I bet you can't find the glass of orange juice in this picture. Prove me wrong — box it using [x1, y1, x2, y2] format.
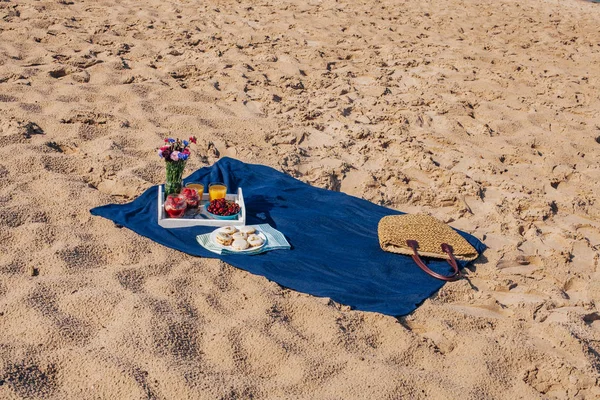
[208, 182, 227, 201]
[185, 182, 204, 196]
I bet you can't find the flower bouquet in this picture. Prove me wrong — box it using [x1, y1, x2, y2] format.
[158, 136, 197, 196]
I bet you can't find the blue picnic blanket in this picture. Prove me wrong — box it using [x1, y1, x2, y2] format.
[90, 157, 485, 317]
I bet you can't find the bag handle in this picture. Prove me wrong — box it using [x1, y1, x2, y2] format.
[406, 240, 460, 281]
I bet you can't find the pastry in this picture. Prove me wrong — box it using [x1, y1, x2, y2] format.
[247, 234, 264, 247]
[232, 232, 248, 241]
[219, 226, 238, 235]
[238, 226, 256, 235]
[215, 232, 232, 246]
[231, 239, 249, 251]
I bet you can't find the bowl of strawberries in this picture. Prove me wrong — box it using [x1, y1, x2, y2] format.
[206, 198, 241, 220]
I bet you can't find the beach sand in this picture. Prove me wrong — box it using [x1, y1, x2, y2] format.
[1, 0, 599, 398]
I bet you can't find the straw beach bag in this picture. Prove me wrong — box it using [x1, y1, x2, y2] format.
[378, 214, 478, 281]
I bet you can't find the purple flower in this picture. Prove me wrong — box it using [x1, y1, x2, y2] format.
[161, 149, 171, 159]
[183, 140, 189, 146]
[179, 153, 188, 161]
[170, 151, 180, 161]
[168, 138, 175, 143]
[158, 149, 163, 158]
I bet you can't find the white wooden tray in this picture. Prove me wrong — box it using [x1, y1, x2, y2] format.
[158, 186, 246, 228]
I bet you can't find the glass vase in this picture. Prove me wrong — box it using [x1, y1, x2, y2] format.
[164, 160, 186, 197]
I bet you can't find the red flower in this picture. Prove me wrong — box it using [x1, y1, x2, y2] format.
[182, 148, 190, 155]
[189, 136, 197, 144]
[164, 138, 169, 143]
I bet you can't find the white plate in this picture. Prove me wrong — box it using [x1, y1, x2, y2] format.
[209, 228, 267, 253]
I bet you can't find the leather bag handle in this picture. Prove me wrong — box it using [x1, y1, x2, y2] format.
[406, 240, 460, 281]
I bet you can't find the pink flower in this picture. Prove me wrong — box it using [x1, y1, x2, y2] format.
[182, 148, 190, 155]
[170, 151, 180, 161]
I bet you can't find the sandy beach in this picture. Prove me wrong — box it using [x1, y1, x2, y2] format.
[1, 0, 599, 398]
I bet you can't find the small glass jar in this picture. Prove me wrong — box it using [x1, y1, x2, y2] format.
[181, 187, 200, 208]
[164, 194, 187, 218]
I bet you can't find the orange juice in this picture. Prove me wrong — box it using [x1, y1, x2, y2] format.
[185, 183, 204, 195]
[209, 183, 227, 201]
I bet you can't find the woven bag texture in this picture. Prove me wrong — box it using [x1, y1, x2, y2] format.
[378, 214, 478, 261]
